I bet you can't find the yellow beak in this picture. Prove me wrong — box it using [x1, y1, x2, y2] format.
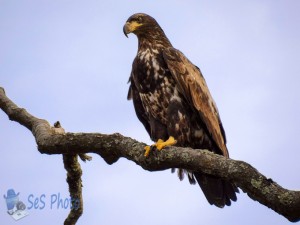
[123, 21, 142, 37]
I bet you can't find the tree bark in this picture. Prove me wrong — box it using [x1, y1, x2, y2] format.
[1, 87, 299, 223]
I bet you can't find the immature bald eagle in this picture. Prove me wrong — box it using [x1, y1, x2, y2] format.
[124, 13, 238, 207]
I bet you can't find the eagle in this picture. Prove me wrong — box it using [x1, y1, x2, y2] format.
[123, 13, 238, 207]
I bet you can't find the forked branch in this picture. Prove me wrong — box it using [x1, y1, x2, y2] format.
[0, 87, 299, 223]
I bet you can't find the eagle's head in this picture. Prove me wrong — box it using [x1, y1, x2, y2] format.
[123, 13, 163, 38]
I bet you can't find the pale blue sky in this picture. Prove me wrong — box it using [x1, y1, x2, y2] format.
[1, 1, 300, 225]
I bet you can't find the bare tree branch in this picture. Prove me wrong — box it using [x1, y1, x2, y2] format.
[52, 122, 84, 225]
[62, 153, 83, 225]
[1, 87, 300, 223]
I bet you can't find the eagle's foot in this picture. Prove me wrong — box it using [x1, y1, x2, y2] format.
[144, 137, 177, 157]
[144, 139, 164, 156]
[155, 136, 177, 150]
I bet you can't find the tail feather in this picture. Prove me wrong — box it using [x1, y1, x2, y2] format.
[194, 172, 238, 208]
[172, 168, 196, 184]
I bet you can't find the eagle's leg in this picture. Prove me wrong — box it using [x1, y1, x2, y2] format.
[144, 137, 177, 157]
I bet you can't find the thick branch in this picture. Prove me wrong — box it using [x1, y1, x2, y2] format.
[1, 87, 300, 222]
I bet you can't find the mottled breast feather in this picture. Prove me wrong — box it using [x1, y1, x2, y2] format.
[163, 47, 229, 157]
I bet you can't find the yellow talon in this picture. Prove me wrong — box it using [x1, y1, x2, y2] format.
[144, 136, 177, 157]
[156, 139, 164, 144]
[155, 136, 177, 150]
[144, 146, 151, 157]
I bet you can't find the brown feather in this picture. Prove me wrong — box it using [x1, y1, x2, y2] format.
[163, 47, 229, 157]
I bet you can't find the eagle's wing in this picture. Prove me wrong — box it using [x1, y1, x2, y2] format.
[128, 74, 151, 136]
[163, 47, 228, 157]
